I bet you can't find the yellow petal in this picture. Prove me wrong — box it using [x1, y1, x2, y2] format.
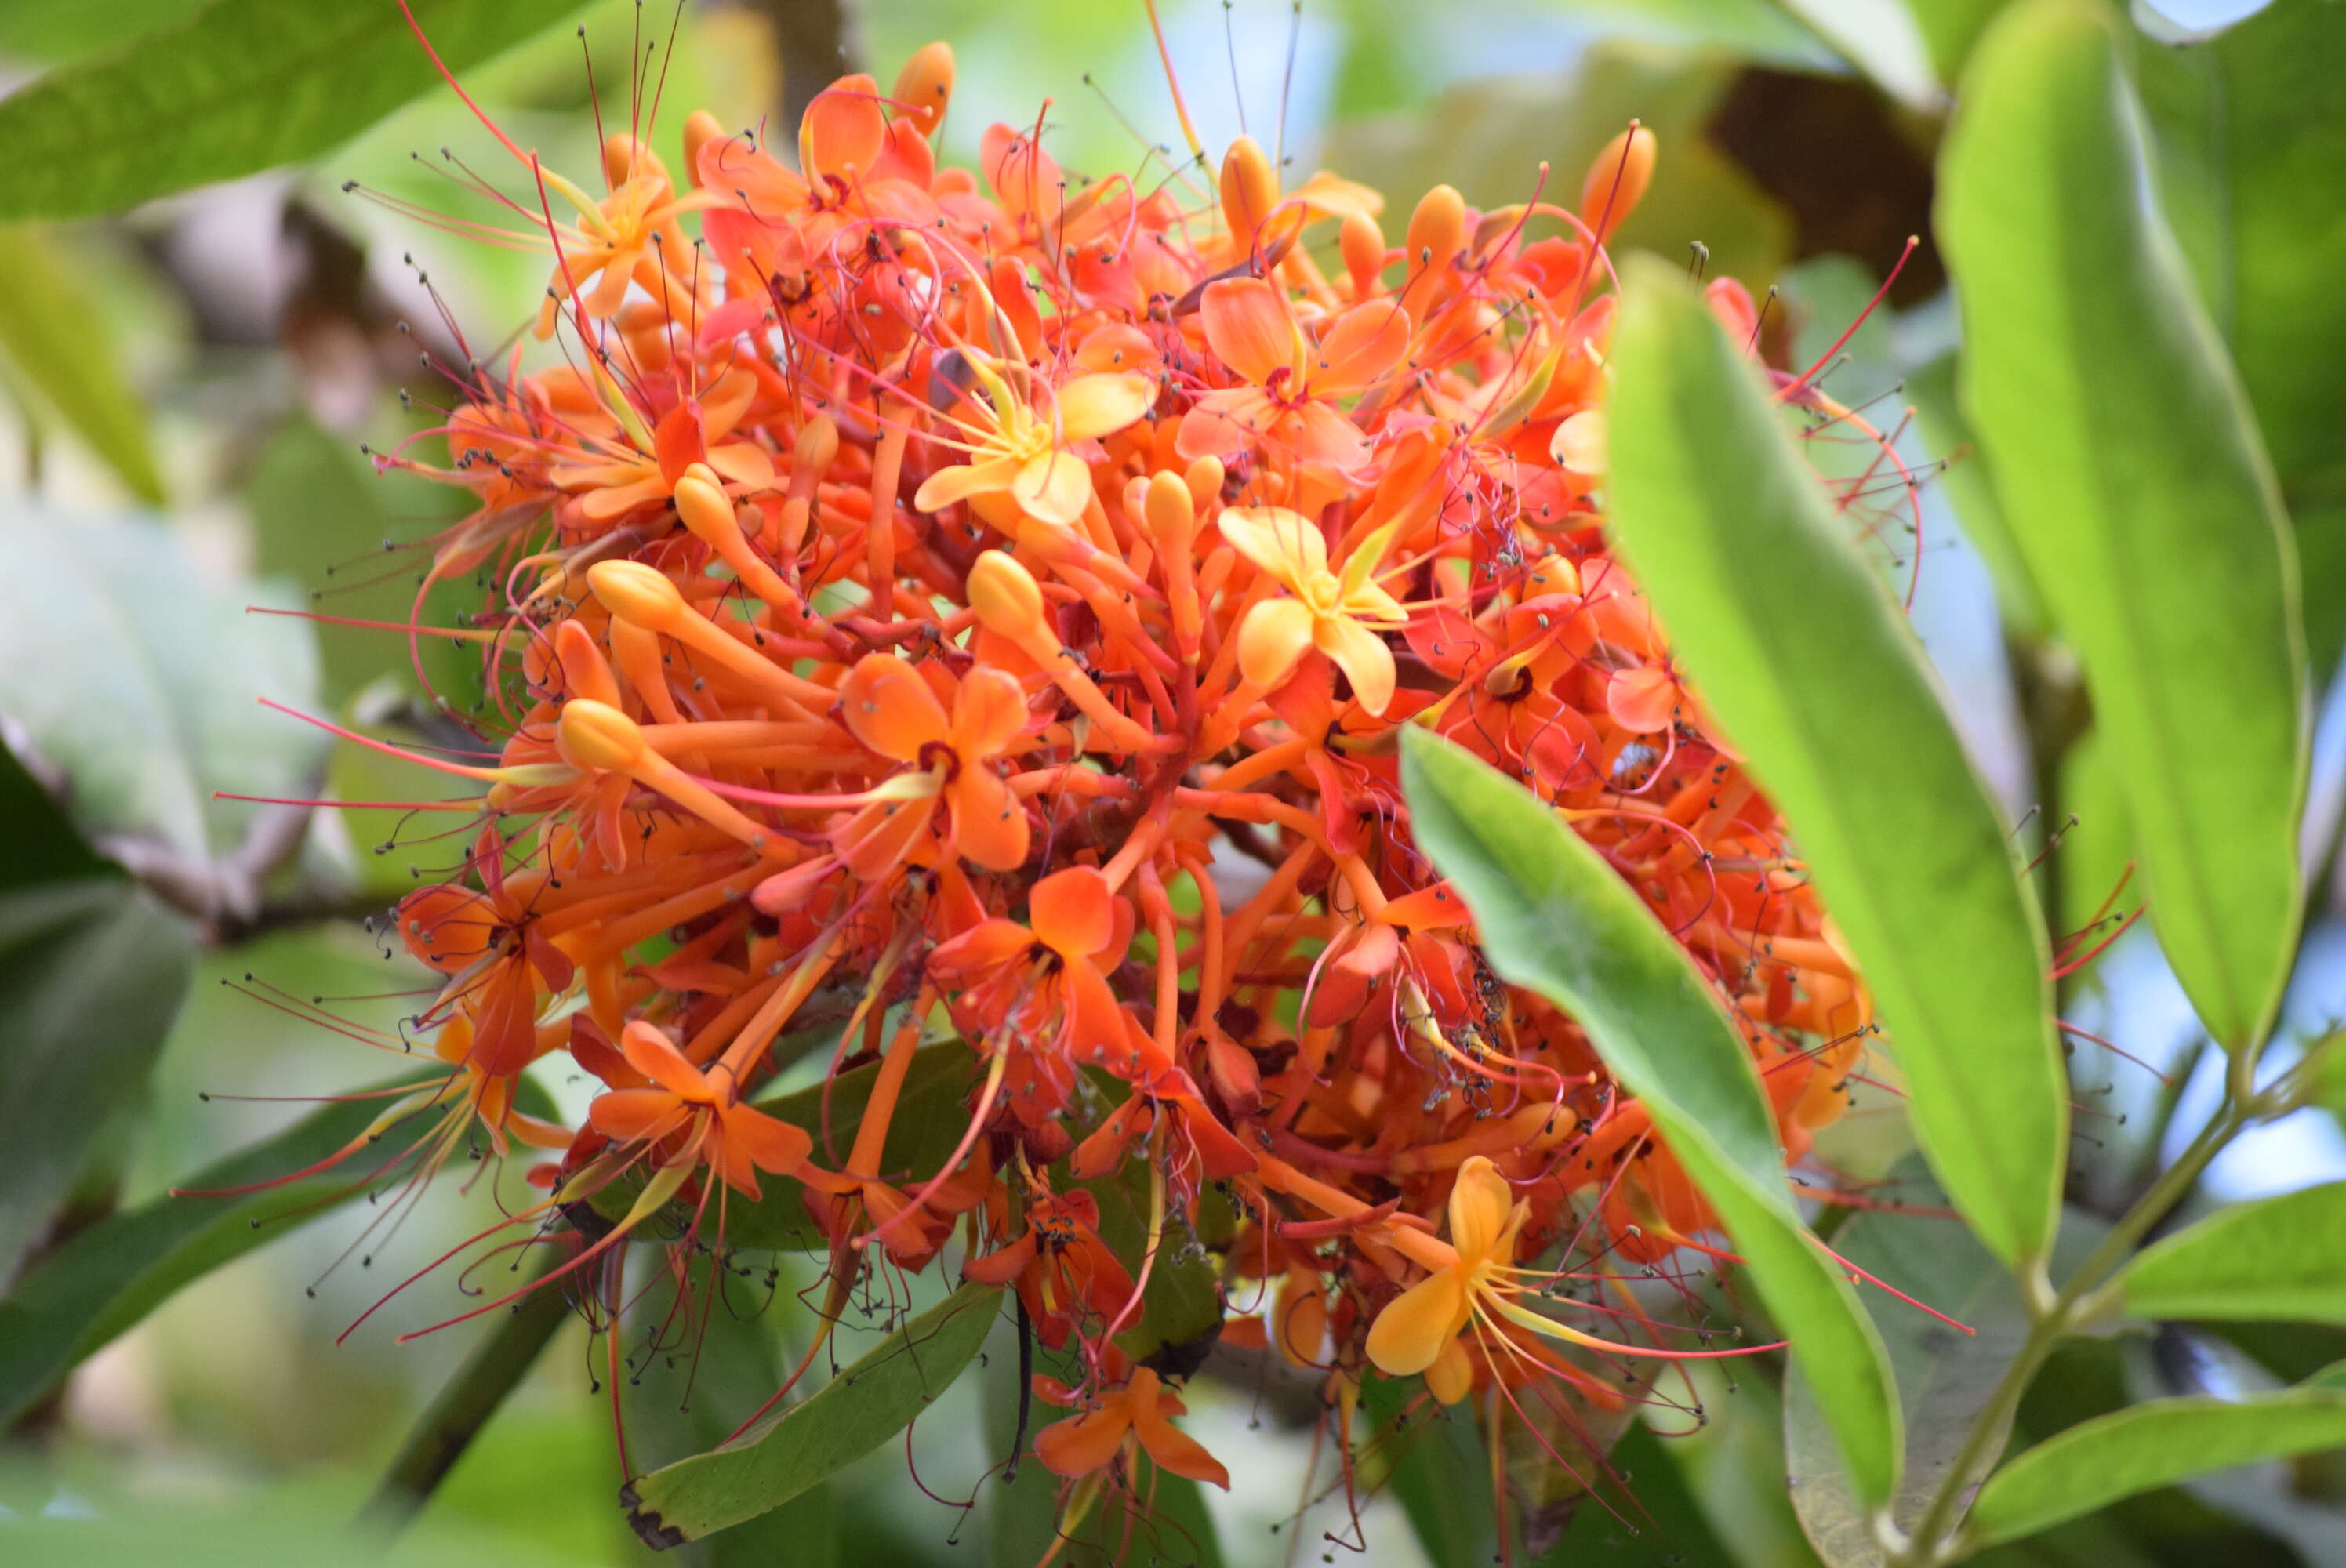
[1235, 597, 1316, 691]
[1448, 1156, 1516, 1262]
[1314, 612, 1397, 717]
[1364, 1266, 1469, 1376]
[1215, 505, 1324, 585]
[1550, 408, 1607, 475]
[1425, 1335, 1474, 1405]
[1055, 372, 1154, 441]
[1011, 449, 1095, 527]
[913, 456, 1019, 514]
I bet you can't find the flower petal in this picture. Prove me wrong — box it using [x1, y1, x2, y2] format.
[1055, 372, 1153, 441]
[1133, 1396, 1230, 1488]
[1313, 612, 1398, 717]
[1200, 277, 1302, 387]
[950, 664, 1030, 760]
[946, 768, 1030, 872]
[619, 1022, 708, 1100]
[913, 456, 1019, 514]
[1029, 864, 1116, 958]
[1215, 505, 1326, 583]
[589, 1087, 688, 1144]
[1314, 299, 1411, 393]
[1364, 1266, 1469, 1376]
[1011, 448, 1095, 528]
[840, 652, 952, 760]
[1448, 1155, 1515, 1261]
[721, 1102, 812, 1178]
[1034, 1403, 1132, 1479]
[1605, 665, 1679, 734]
[799, 74, 887, 180]
[1236, 597, 1318, 693]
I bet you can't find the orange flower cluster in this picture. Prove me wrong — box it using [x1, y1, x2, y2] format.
[305, 37, 1890, 1530]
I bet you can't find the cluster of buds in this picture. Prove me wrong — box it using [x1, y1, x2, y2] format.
[289, 33, 1894, 1534]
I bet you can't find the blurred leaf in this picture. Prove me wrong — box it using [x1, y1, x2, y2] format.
[0, 1068, 554, 1425]
[1605, 257, 2066, 1268]
[0, 510, 325, 860]
[1966, 1387, 2346, 1548]
[1400, 728, 1901, 1507]
[1361, 1368, 1495, 1568]
[1906, 0, 2013, 78]
[246, 416, 411, 704]
[2134, 0, 2346, 678]
[1324, 42, 1794, 287]
[1770, 0, 1943, 108]
[1783, 1165, 2109, 1566]
[1939, 0, 2307, 1054]
[0, 227, 162, 504]
[2119, 1181, 2346, 1325]
[1540, 1420, 1741, 1566]
[0, 0, 592, 220]
[0, 0, 208, 60]
[619, 1281, 1002, 1544]
[0, 880, 194, 1285]
[2051, 728, 2134, 970]
[0, 745, 113, 887]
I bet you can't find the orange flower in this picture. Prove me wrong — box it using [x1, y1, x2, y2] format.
[927, 864, 1129, 1061]
[586, 1022, 812, 1200]
[1219, 506, 1408, 713]
[1179, 278, 1409, 473]
[1033, 1363, 1229, 1490]
[835, 652, 1033, 873]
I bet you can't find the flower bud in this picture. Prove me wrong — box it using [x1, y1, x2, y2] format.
[794, 412, 840, 486]
[1579, 124, 1655, 244]
[892, 42, 955, 136]
[681, 111, 724, 188]
[557, 699, 648, 772]
[1404, 184, 1465, 276]
[674, 466, 739, 543]
[1218, 135, 1278, 245]
[1142, 470, 1196, 554]
[589, 560, 687, 632]
[553, 620, 623, 709]
[1339, 210, 1386, 298]
[966, 550, 1048, 641]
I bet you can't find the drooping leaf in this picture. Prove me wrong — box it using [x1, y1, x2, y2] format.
[1770, 0, 1943, 110]
[1400, 728, 1901, 1508]
[0, 227, 163, 503]
[621, 1281, 1003, 1544]
[1360, 1368, 1496, 1568]
[1783, 1160, 2111, 1566]
[0, 1068, 550, 1425]
[0, 0, 593, 220]
[0, 510, 325, 859]
[1938, 0, 2308, 1053]
[2134, 0, 2346, 678]
[2117, 1181, 2346, 1326]
[0, 879, 195, 1284]
[1604, 256, 2067, 1269]
[1965, 1388, 2346, 1548]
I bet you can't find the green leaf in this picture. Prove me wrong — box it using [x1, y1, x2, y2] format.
[621, 1281, 1003, 1544]
[1966, 1388, 2346, 1548]
[0, 510, 325, 860]
[0, 1068, 548, 1424]
[2134, 0, 2346, 678]
[0, 879, 194, 1283]
[1361, 1368, 1496, 1568]
[0, 0, 591, 220]
[1907, 353, 2047, 639]
[1400, 728, 1902, 1507]
[0, 227, 162, 503]
[0, 745, 113, 887]
[1783, 1162, 2110, 1566]
[1603, 255, 2067, 1269]
[1938, 0, 2308, 1053]
[1770, 0, 1943, 110]
[2118, 1181, 2346, 1326]
[1540, 1420, 1741, 1567]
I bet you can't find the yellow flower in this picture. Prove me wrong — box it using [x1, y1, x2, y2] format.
[1219, 506, 1407, 714]
[913, 357, 1154, 528]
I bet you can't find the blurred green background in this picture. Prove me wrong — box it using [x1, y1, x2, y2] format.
[3, 1, 2343, 1565]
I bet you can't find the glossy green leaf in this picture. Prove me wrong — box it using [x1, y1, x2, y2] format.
[2118, 1181, 2346, 1325]
[1604, 256, 2066, 1269]
[2135, 0, 2346, 678]
[1939, 0, 2307, 1053]
[1784, 1161, 2110, 1566]
[0, 1068, 550, 1424]
[0, 510, 325, 860]
[1400, 728, 1901, 1507]
[0, 227, 162, 503]
[0, 879, 194, 1283]
[1966, 1388, 2346, 1547]
[622, 1281, 1003, 1544]
[0, 0, 591, 220]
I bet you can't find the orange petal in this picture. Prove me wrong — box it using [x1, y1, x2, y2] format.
[1364, 1266, 1469, 1377]
[590, 1087, 688, 1144]
[1034, 1403, 1132, 1479]
[1313, 299, 1411, 392]
[722, 1102, 813, 1177]
[841, 652, 952, 760]
[1425, 1336, 1475, 1405]
[946, 768, 1030, 873]
[1605, 665, 1678, 734]
[1215, 505, 1324, 583]
[1011, 448, 1095, 528]
[1448, 1156, 1515, 1261]
[1133, 1396, 1230, 1489]
[800, 74, 887, 180]
[1235, 597, 1316, 692]
[1200, 277, 1302, 387]
[619, 1022, 708, 1100]
[929, 917, 1039, 976]
[950, 664, 1029, 760]
[913, 456, 1019, 514]
[1029, 864, 1116, 958]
